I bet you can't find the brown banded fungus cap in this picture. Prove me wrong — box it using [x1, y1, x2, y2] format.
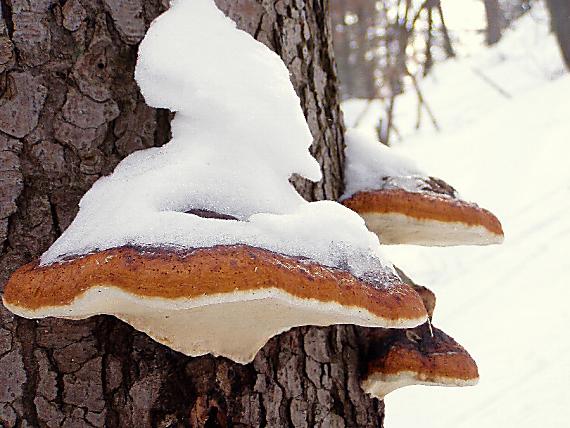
[362, 324, 479, 399]
[342, 176, 504, 246]
[3, 245, 427, 364]
[342, 130, 504, 246]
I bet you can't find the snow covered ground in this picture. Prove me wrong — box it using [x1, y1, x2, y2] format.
[344, 6, 570, 428]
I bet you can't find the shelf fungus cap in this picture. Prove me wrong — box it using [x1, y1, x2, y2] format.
[362, 324, 479, 399]
[2, 245, 427, 364]
[342, 176, 504, 246]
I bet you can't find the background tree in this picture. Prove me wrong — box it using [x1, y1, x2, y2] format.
[545, 0, 570, 70]
[501, 0, 532, 23]
[483, 0, 505, 45]
[0, 0, 392, 427]
[331, 0, 379, 99]
[331, 0, 451, 144]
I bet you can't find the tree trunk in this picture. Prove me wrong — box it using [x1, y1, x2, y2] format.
[483, 0, 504, 45]
[545, 0, 570, 71]
[437, 3, 455, 58]
[424, 5, 434, 76]
[0, 1, 384, 427]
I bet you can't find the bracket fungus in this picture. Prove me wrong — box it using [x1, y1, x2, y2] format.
[362, 323, 479, 399]
[341, 129, 504, 246]
[3, 245, 427, 364]
[2, 0, 427, 364]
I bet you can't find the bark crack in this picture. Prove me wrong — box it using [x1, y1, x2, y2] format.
[48, 198, 62, 237]
[0, 0, 14, 38]
[14, 319, 41, 428]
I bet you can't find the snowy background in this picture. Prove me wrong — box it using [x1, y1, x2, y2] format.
[343, 5, 570, 427]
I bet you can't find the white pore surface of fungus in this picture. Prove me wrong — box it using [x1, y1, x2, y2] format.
[342, 129, 425, 199]
[41, 0, 392, 278]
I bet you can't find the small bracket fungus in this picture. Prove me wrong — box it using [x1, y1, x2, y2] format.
[361, 324, 479, 399]
[341, 129, 504, 246]
[2, 0, 428, 364]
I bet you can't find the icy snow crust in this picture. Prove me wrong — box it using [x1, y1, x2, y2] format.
[41, 0, 392, 278]
[342, 129, 426, 199]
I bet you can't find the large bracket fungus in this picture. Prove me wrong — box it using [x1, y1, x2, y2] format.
[2, 0, 427, 364]
[3, 245, 426, 363]
[341, 129, 504, 246]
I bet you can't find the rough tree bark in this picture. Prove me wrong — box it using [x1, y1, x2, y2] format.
[545, 0, 570, 71]
[0, 1, 385, 427]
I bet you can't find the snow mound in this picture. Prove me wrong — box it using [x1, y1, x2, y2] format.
[41, 0, 392, 279]
[343, 128, 424, 199]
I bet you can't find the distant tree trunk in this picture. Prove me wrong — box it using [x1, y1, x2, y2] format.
[483, 0, 504, 45]
[424, 4, 435, 76]
[331, 0, 355, 99]
[437, 3, 456, 58]
[353, 1, 378, 99]
[0, 1, 384, 427]
[331, 0, 378, 100]
[502, 0, 532, 24]
[545, 0, 570, 70]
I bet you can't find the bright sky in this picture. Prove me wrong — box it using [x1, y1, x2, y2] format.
[441, 0, 486, 54]
[443, 0, 485, 31]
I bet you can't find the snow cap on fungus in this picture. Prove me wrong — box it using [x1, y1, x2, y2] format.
[341, 129, 504, 246]
[362, 324, 479, 399]
[2, 0, 429, 364]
